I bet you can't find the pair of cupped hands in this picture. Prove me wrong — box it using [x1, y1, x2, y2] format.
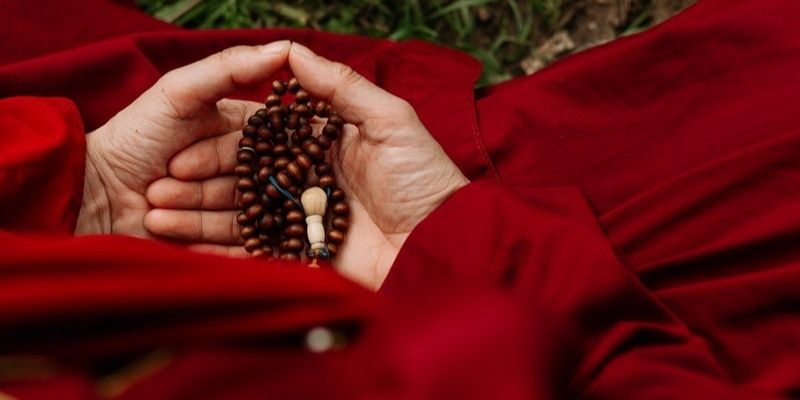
[76, 41, 468, 289]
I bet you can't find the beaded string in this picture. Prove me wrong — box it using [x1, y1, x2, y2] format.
[235, 78, 351, 264]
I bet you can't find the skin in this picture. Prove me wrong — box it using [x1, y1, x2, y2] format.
[77, 41, 468, 290]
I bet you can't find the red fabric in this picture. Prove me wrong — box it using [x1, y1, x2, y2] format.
[0, 0, 798, 399]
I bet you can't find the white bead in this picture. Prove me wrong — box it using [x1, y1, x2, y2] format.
[301, 187, 327, 216]
[306, 215, 325, 245]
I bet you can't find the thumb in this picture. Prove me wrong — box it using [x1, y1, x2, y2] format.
[287, 42, 414, 127]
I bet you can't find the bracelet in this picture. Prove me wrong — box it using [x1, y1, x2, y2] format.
[235, 78, 350, 266]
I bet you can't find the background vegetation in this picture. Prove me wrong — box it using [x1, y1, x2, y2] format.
[139, 0, 695, 86]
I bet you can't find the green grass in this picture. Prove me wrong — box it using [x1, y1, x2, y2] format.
[138, 0, 676, 86]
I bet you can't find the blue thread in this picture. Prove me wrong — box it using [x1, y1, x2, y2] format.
[268, 176, 303, 209]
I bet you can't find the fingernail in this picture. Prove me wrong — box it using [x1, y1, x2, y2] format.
[261, 40, 290, 54]
[291, 42, 314, 59]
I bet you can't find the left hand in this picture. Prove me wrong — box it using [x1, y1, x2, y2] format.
[76, 41, 291, 248]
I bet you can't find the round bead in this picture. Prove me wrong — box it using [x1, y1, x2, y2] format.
[286, 162, 303, 182]
[331, 216, 349, 231]
[260, 246, 274, 256]
[272, 80, 287, 95]
[315, 163, 332, 177]
[283, 199, 297, 210]
[274, 156, 291, 170]
[286, 238, 304, 251]
[255, 141, 273, 154]
[259, 193, 274, 207]
[294, 104, 312, 118]
[318, 175, 336, 189]
[248, 115, 264, 126]
[265, 184, 281, 200]
[331, 188, 345, 202]
[286, 209, 305, 223]
[282, 252, 301, 261]
[322, 124, 339, 140]
[279, 240, 290, 252]
[270, 114, 285, 131]
[237, 150, 255, 163]
[290, 145, 303, 156]
[328, 229, 345, 244]
[332, 201, 350, 216]
[273, 143, 289, 155]
[285, 224, 305, 238]
[258, 155, 274, 167]
[250, 248, 265, 257]
[245, 204, 263, 219]
[243, 125, 258, 137]
[239, 136, 256, 148]
[287, 113, 300, 129]
[244, 237, 262, 252]
[328, 113, 344, 128]
[236, 212, 250, 224]
[326, 242, 339, 256]
[296, 124, 312, 140]
[240, 225, 256, 239]
[237, 177, 255, 191]
[296, 154, 313, 170]
[287, 77, 301, 93]
[317, 134, 333, 150]
[274, 132, 288, 143]
[276, 171, 292, 188]
[267, 105, 283, 116]
[255, 109, 268, 119]
[257, 126, 272, 141]
[265, 93, 281, 107]
[257, 166, 272, 182]
[303, 142, 324, 162]
[314, 101, 330, 118]
[294, 89, 310, 104]
[239, 191, 257, 206]
[235, 164, 253, 177]
[273, 212, 285, 229]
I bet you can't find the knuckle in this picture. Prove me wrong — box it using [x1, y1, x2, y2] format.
[333, 62, 363, 85]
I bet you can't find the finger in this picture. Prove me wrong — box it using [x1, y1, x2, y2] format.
[144, 209, 239, 244]
[168, 130, 241, 180]
[155, 41, 290, 121]
[287, 42, 414, 127]
[187, 244, 250, 259]
[146, 176, 238, 210]
[215, 99, 266, 139]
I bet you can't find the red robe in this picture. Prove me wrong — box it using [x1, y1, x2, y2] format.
[0, 0, 797, 398]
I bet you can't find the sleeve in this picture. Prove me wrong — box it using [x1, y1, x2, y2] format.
[371, 182, 761, 399]
[0, 96, 86, 234]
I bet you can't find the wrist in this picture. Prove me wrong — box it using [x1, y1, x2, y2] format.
[75, 133, 112, 235]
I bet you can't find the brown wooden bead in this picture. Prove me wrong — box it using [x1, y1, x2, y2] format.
[251, 248, 265, 257]
[273, 212, 285, 229]
[296, 154, 313, 170]
[290, 145, 303, 156]
[273, 143, 289, 155]
[243, 125, 258, 137]
[245, 204, 263, 219]
[270, 114, 284, 131]
[274, 132, 288, 143]
[260, 246, 274, 256]
[237, 177, 255, 191]
[331, 188, 345, 202]
[286, 238, 304, 251]
[259, 193, 274, 207]
[257, 166, 272, 182]
[315, 163, 332, 176]
[259, 232, 270, 242]
[322, 124, 339, 140]
[236, 212, 250, 224]
[326, 242, 339, 256]
[235, 164, 253, 177]
[303, 142, 324, 161]
[296, 124, 312, 140]
[255, 141, 273, 154]
[287, 77, 301, 93]
[285, 224, 305, 238]
[332, 201, 350, 216]
[281, 252, 300, 261]
[239, 136, 256, 148]
[258, 155, 274, 167]
[286, 209, 305, 223]
[276, 171, 292, 188]
[314, 101, 330, 118]
[237, 150, 255, 163]
[239, 191, 257, 206]
[274, 156, 291, 170]
[328, 229, 345, 244]
[247, 115, 264, 126]
[279, 240, 290, 252]
[294, 89, 310, 104]
[257, 213, 274, 230]
[240, 225, 256, 239]
[244, 237, 262, 252]
[287, 113, 300, 129]
[318, 174, 336, 189]
[328, 113, 344, 128]
[284, 162, 301, 182]
[255, 108, 268, 119]
[317, 134, 333, 150]
[272, 80, 287, 95]
[331, 216, 349, 231]
[283, 199, 297, 210]
[288, 186, 300, 196]
[265, 183, 281, 200]
[265, 93, 281, 107]
[257, 126, 272, 141]
[294, 104, 312, 118]
[267, 105, 283, 116]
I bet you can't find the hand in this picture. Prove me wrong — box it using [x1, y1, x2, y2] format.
[76, 41, 292, 237]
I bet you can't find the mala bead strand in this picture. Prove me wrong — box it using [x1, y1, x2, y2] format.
[235, 78, 350, 265]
